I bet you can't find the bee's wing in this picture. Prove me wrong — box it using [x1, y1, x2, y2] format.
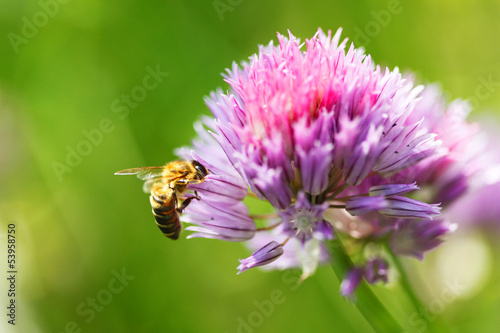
[116, 166, 182, 193]
[143, 178, 162, 193]
[143, 174, 186, 193]
[114, 166, 166, 180]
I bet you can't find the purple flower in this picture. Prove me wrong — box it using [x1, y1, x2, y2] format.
[390, 219, 456, 260]
[245, 232, 331, 275]
[341, 267, 364, 298]
[341, 258, 389, 298]
[237, 241, 284, 274]
[380, 196, 441, 219]
[364, 258, 389, 284]
[172, 28, 482, 282]
[368, 183, 419, 197]
[443, 123, 500, 232]
[345, 196, 387, 216]
[386, 83, 481, 207]
[280, 192, 331, 244]
[346, 184, 441, 219]
[176, 119, 256, 242]
[447, 181, 500, 232]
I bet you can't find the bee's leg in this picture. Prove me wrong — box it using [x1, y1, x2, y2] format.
[176, 195, 201, 213]
[172, 191, 179, 208]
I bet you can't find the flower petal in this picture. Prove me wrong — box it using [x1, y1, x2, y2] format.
[368, 183, 419, 197]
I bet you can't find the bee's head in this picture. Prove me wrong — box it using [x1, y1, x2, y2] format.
[192, 160, 209, 179]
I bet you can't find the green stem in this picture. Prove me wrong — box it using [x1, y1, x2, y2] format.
[328, 236, 402, 333]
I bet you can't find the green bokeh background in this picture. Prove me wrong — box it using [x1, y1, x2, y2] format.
[1, 0, 500, 332]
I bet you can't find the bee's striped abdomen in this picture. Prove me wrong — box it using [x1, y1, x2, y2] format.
[150, 192, 181, 240]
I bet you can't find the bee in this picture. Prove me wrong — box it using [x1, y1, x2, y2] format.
[115, 160, 209, 240]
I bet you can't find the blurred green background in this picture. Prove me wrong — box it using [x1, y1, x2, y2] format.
[1, 0, 500, 332]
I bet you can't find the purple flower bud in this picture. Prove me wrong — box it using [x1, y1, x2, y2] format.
[340, 259, 389, 297]
[237, 241, 284, 274]
[343, 124, 385, 186]
[340, 267, 364, 298]
[374, 120, 439, 176]
[434, 173, 468, 207]
[184, 199, 256, 242]
[368, 183, 419, 197]
[447, 180, 500, 231]
[251, 166, 293, 210]
[364, 258, 389, 284]
[294, 112, 336, 195]
[346, 196, 388, 216]
[380, 196, 441, 219]
[390, 219, 455, 260]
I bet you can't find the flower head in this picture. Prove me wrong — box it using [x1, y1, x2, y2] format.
[175, 28, 481, 294]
